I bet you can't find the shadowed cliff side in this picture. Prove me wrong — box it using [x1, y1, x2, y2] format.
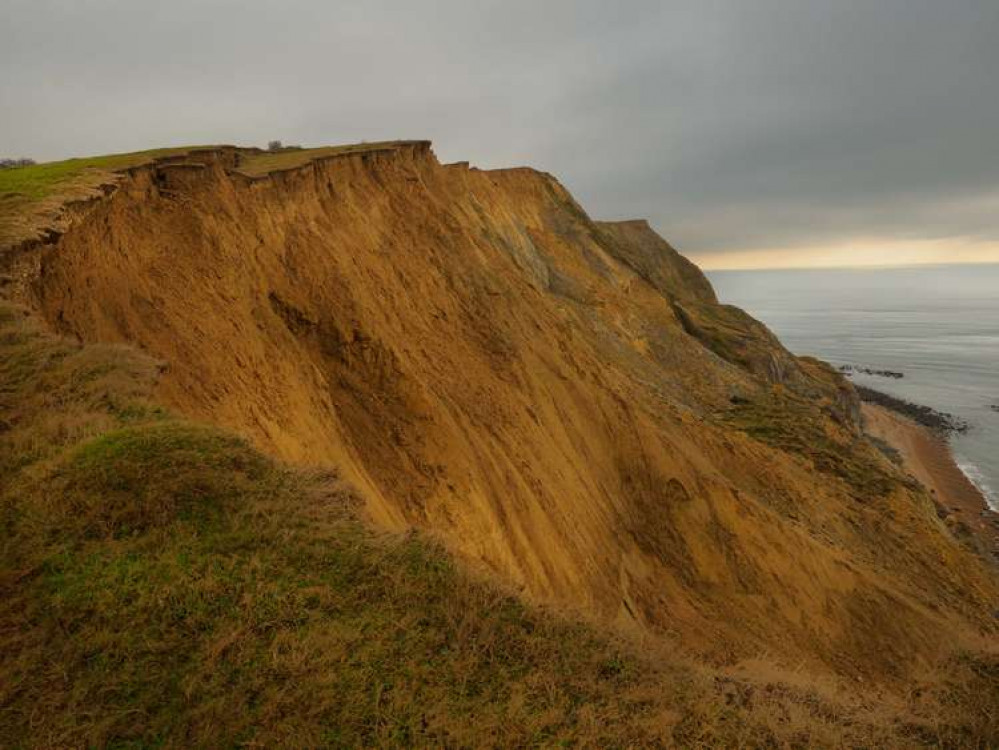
[594, 218, 717, 304]
[5, 142, 996, 682]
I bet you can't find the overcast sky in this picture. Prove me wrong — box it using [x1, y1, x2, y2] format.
[2, 0, 998, 268]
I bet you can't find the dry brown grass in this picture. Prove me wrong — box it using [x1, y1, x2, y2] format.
[1, 302, 997, 748]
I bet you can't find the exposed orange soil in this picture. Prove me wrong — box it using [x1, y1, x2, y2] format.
[5, 143, 997, 683]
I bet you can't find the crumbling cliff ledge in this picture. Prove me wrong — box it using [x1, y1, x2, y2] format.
[857, 384, 969, 435]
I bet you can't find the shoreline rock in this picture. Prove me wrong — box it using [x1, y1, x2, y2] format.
[840, 364, 904, 379]
[855, 385, 969, 435]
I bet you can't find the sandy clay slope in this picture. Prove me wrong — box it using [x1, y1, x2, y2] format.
[5, 142, 996, 681]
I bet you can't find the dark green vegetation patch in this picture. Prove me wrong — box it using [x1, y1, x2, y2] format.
[720, 390, 900, 500]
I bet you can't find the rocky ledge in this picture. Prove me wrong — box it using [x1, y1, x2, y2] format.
[840, 364, 904, 379]
[856, 385, 969, 435]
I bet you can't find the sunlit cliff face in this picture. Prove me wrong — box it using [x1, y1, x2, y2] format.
[20, 143, 999, 677]
[692, 237, 999, 271]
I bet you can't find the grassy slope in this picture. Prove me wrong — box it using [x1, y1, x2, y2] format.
[1, 301, 997, 743]
[0, 148, 210, 201]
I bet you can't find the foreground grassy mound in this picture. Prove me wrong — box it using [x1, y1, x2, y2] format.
[1, 305, 997, 748]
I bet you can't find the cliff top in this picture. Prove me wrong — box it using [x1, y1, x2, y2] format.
[233, 141, 428, 176]
[0, 141, 427, 252]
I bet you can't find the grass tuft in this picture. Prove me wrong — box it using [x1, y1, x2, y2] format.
[26, 423, 273, 540]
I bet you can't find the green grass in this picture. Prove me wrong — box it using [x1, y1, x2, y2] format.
[0, 147, 214, 200]
[10, 464, 658, 747]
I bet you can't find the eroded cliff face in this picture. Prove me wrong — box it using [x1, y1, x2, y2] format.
[17, 143, 997, 677]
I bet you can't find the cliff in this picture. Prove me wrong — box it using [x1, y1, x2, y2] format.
[2, 142, 996, 683]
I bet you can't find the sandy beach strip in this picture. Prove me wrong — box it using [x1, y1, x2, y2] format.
[863, 403, 999, 558]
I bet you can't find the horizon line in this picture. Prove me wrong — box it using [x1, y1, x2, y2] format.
[699, 259, 999, 273]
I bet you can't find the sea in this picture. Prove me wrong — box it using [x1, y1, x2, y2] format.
[706, 263, 999, 511]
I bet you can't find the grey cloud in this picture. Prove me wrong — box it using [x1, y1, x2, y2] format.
[2, 0, 998, 260]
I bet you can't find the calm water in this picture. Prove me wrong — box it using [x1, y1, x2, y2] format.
[707, 264, 999, 510]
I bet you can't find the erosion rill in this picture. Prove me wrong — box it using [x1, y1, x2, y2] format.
[2, 142, 997, 739]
